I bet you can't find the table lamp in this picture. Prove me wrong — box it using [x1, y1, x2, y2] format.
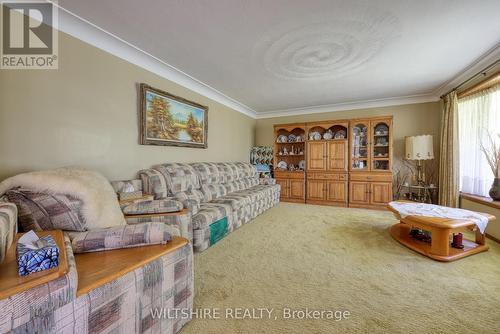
[405, 135, 434, 185]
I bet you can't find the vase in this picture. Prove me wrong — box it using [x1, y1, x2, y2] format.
[489, 178, 500, 200]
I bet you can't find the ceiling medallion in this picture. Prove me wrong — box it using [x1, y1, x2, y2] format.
[255, 12, 401, 80]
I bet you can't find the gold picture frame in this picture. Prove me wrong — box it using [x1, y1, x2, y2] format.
[139, 83, 208, 148]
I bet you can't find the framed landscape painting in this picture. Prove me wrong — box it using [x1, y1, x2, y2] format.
[140, 83, 208, 148]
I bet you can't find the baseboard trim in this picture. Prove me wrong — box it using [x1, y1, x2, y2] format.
[486, 233, 500, 244]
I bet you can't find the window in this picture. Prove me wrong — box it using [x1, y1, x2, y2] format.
[458, 84, 500, 197]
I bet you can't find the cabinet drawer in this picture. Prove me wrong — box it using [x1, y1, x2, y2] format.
[350, 173, 391, 182]
[307, 173, 347, 180]
[274, 171, 305, 179]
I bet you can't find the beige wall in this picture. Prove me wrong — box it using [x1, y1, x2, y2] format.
[0, 31, 255, 181]
[461, 199, 500, 240]
[256, 102, 441, 164]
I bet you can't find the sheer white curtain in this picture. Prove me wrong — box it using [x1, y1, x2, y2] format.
[458, 84, 500, 197]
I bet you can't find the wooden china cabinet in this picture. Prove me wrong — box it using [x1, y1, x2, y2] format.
[305, 121, 349, 207]
[272, 116, 393, 209]
[273, 123, 306, 203]
[349, 117, 393, 209]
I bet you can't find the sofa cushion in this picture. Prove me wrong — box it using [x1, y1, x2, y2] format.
[0, 202, 17, 263]
[243, 177, 260, 188]
[231, 188, 262, 202]
[6, 188, 87, 232]
[153, 163, 200, 195]
[223, 182, 239, 193]
[190, 162, 222, 184]
[174, 189, 204, 215]
[122, 199, 183, 215]
[235, 162, 258, 178]
[201, 184, 227, 202]
[210, 193, 252, 210]
[138, 169, 168, 199]
[216, 162, 239, 183]
[192, 202, 232, 230]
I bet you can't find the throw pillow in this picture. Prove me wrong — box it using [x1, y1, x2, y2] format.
[6, 188, 87, 232]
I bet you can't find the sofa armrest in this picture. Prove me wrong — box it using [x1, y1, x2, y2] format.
[0, 202, 17, 264]
[122, 199, 183, 215]
[67, 223, 172, 253]
[178, 198, 200, 215]
[259, 178, 276, 185]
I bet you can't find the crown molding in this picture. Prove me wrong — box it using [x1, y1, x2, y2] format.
[255, 94, 439, 119]
[50, 2, 257, 118]
[433, 43, 500, 97]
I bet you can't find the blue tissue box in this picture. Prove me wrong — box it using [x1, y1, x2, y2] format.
[16, 235, 59, 276]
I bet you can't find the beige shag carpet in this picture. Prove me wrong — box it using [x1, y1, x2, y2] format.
[181, 203, 500, 334]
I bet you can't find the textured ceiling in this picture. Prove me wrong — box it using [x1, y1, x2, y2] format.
[58, 0, 500, 114]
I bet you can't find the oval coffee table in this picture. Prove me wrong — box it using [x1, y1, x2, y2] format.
[387, 201, 495, 262]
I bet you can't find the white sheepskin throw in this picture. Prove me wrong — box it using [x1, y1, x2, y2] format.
[0, 167, 125, 229]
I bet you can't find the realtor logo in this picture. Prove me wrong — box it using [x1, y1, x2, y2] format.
[1, 1, 58, 69]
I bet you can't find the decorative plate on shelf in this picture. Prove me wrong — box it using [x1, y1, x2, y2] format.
[334, 129, 346, 139]
[277, 161, 287, 170]
[277, 135, 288, 143]
[295, 135, 304, 142]
[308, 132, 319, 140]
[323, 130, 333, 140]
[298, 160, 305, 170]
[309, 131, 320, 140]
[288, 134, 296, 143]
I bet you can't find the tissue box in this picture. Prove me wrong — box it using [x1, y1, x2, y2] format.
[17, 235, 59, 276]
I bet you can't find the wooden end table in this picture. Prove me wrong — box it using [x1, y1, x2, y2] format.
[75, 237, 188, 297]
[0, 230, 68, 299]
[387, 202, 495, 262]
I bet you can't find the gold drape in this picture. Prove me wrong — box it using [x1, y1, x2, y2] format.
[438, 91, 459, 207]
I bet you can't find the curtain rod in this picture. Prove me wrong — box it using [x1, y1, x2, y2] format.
[440, 58, 500, 99]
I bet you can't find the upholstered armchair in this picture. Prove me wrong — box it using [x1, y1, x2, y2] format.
[0, 200, 193, 334]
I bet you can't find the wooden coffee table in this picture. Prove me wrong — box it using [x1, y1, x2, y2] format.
[387, 202, 495, 262]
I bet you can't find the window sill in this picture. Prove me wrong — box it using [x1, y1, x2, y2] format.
[460, 192, 500, 210]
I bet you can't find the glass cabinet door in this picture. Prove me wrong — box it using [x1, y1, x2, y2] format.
[371, 122, 390, 170]
[351, 122, 369, 170]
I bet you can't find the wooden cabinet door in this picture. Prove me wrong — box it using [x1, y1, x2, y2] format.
[307, 180, 326, 201]
[307, 142, 327, 171]
[370, 182, 392, 206]
[349, 181, 370, 204]
[289, 179, 305, 200]
[327, 141, 347, 171]
[327, 181, 347, 203]
[276, 178, 289, 199]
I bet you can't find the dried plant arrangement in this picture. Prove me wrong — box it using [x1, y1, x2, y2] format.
[480, 132, 500, 178]
[392, 159, 416, 200]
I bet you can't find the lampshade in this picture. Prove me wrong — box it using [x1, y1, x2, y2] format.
[405, 135, 434, 160]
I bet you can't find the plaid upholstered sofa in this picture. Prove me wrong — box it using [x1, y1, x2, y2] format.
[0, 201, 193, 334]
[138, 162, 280, 252]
